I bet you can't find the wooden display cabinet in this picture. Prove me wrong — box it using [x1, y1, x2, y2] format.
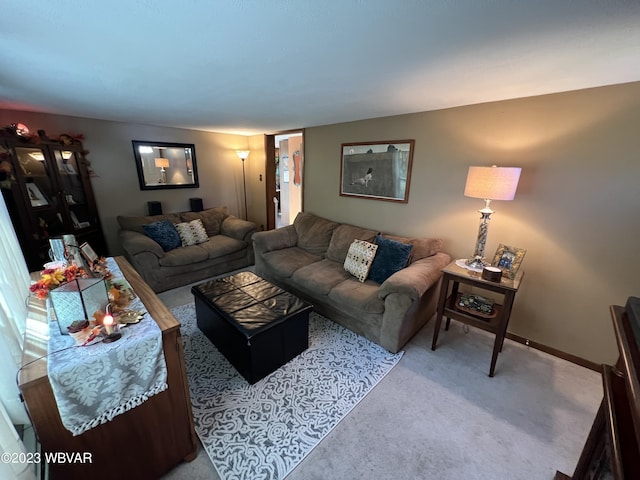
[0, 129, 107, 270]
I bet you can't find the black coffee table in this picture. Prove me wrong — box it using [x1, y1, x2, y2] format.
[191, 271, 312, 384]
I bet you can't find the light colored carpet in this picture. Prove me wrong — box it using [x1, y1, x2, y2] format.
[160, 279, 602, 480]
[173, 304, 402, 480]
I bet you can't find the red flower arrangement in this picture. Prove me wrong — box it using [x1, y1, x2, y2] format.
[29, 264, 89, 299]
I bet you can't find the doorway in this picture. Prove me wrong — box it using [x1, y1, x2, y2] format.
[265, 130, 304, 230]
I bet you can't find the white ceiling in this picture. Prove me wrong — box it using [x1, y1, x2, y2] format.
[1, 1, 640, 135]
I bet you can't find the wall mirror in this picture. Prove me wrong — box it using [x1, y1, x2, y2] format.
[132, 140, 199, 190]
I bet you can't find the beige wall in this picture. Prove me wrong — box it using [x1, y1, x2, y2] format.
[3, 81, 638, 364]
[248, 134, 268, 230]
[0, 110, 251, 256]
[304, 82, 640, 365]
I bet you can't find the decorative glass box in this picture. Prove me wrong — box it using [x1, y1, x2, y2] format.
[50, 278, 109, 335]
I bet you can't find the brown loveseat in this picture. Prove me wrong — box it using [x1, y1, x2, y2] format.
[117, 207, 256, 292]
[252, 212, 451, 353]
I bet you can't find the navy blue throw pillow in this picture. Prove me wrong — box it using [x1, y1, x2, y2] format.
[368, 235, 413, 284]
[143, 220, 182, 252]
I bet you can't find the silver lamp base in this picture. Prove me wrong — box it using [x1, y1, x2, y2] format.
[467, 200, 494, 271]
[465, 257, 486, 270]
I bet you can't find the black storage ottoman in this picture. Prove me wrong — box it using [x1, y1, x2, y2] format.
[191, 271, 312, 384]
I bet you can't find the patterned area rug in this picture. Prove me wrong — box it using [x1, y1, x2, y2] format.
[173, 304, 403, 480]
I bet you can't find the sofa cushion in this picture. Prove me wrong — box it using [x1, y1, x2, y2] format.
[158, 244, 209, 267]
[198, 235, 247, 260]
[291, 259, 352, 296]
[369, 235, 413, 284]
[261, 247, 322, 279]
[328, 277, 385, 314]
[181, 207, 229, 236]
[293, 212, 339, 256]
[326, 224, 377, 263]
[174, 219, 209, 246]
[381, 234, 442, 262]
[343, 240, 378, 282]
[117, 213, 182, 234]
[142, 220, 182, 252]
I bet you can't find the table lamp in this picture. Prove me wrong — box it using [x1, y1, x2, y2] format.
[464, 165, 521, 269]
[155, 157, 170, 183]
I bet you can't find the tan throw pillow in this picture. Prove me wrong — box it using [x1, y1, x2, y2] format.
[181, 207, 229, 236]
[343, 239, 378, 282]
[381, 234, 443, 262]
[174, 219, 209, 246]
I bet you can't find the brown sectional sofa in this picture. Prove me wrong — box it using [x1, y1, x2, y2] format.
[252, 212, 451, 353]
[117, 207, 256, 292]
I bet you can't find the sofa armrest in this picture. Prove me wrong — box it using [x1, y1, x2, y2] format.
[221, 216, 257, 242]
[378, 252, 451, 301]
[119, 230, 164, 258]
[252, 225, 298, 254]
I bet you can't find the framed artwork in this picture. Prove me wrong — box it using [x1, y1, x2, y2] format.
[25, 182, 49, 207]
[339, 140, 414, 203]
[491, 244, 526, 279]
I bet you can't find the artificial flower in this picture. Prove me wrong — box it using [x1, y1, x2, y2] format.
[29, 264, 89, 298]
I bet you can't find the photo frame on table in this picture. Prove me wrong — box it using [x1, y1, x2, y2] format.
[491, 244, 526, 280]
[339, 140, 414, 203]
[25, 182, 49, 207]
[80, 242, 98, 264]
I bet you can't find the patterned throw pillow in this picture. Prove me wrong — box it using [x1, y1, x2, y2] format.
[174, 219, 209, 246]
[343, 239, 378, 282]
[142, 220, 182, 252]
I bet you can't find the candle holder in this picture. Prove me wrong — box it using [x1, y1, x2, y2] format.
[102, 304, 122, 343]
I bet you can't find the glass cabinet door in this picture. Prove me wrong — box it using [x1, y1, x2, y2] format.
[4, 136, 106, 272]
[13, 146, 67, 238]
[52, 148, 94, 231]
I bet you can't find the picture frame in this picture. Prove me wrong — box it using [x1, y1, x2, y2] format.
[80, 242, 99, 264]
[25, 182, 49, 207]
[62, 162, 77, 175]
[491, 244, 526, 280]
[69, 211, 81, 228]
[339, 140, 414, 203]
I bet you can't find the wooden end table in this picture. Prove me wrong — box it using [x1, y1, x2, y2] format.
[431, 260, 524, 377]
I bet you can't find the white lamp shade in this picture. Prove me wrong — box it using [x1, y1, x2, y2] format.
[154, 158, 170, 168]
[464, 166, 521, 201]
[236, 150, 250, 160]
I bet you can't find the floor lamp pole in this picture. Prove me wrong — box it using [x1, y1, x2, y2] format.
[242, 158, 248, 220]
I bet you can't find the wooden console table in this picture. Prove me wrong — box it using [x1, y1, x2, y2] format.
[18, 256, 197, 480]
[431, 261, 524, 377]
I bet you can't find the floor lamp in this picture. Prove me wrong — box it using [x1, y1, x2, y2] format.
[236, 150, 250, 220]
[464, 165, 521, 270]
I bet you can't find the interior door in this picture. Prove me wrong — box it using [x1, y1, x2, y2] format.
[265, 130, 304, 230]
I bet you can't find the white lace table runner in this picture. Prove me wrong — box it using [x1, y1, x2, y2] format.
[47, 257, 168, 436]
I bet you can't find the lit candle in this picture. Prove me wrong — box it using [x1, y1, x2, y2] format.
[103, 314, 114, 335]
